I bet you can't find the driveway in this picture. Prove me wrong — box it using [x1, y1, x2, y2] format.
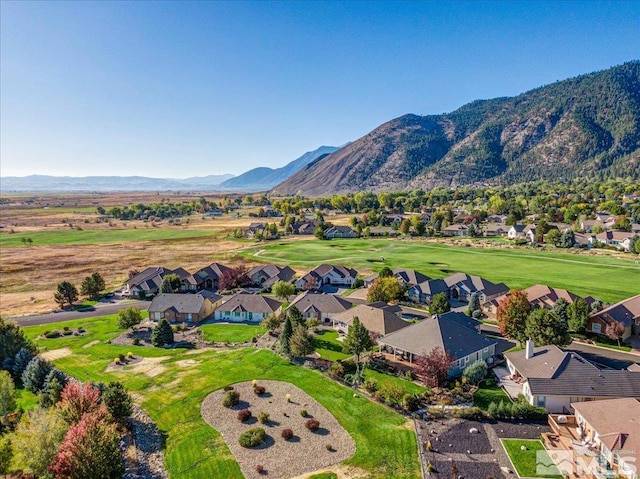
[8, 298, 149, 327]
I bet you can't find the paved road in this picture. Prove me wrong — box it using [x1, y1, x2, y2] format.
[8, 298, 149, 327]
[480, 322, 640, 369]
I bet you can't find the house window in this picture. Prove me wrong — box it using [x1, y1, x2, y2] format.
[483, 347, 489, 353]
[592, 323, 601, 333]
[464, 356, 469, 364]
[537, 396, 546, 407]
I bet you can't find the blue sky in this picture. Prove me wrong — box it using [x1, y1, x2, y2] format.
[1, 1, 638, 178]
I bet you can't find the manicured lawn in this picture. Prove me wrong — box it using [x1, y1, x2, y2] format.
[363, 369, 427, 396]
[309, 474, 338, 479]
[314, 329, 350, 361]
[24, 316, 421, 479]
[0, 228, 219, 247]
[200, 323, 267, 343]
[473, 381, 512, 410]
[236, 238, 640, 303]
[502, 439, 562, 478]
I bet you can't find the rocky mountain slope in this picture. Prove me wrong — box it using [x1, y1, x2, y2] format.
[273, 61, 640, 196]
[219, 145, 339, 191]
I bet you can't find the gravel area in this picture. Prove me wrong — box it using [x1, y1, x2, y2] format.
[201, 380, 355, 479]
[123, 406, 168, 479]
[429, 420, 493, 454]
[490, 420, 550, 439]
[432, 458, 504, 479]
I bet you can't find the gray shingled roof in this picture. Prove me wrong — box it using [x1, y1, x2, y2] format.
[149, 293, 213, 314]
[410, 279, 449, 296]
[217, 293, 282, 314]
[379, 312, 496, 359]
[288, 291, 353, 314]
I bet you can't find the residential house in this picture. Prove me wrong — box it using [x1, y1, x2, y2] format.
[443, 272, 509, 303]
[507, 224, 536, 241]
[483, 224, 509, 237]
[378, 312, 496, 377]
[214, 293, 282, 323]
[172, 267, 199, 293]
[291, 220, 317, 235]
[287, 291, 353, 324]
[124, 266, 173, 298]
[245, 222, 275, 239]
[332, 303, 408, 337]
[364, 268, 430, 287]
[194, 262, 232, 290]
[595, 211, 617, 229]
[587, 294, 640, 340]
[148, 292, 221, 324]
[487, 214, 508, 224]
[408, 279, 450, 304]
[504, 340, 640, 413]
[486, 284, 591, 315]
[295, 264, 358, 290]
[443, 224, 468, 237]
[579, 219, 603, 233]
[247, 264, 296, 290]
[323, 225, 357, 239]
[588, 231, 636, 251]
[571, 398, 640, 479]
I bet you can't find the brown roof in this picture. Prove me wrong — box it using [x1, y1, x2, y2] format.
[333, 304, 408, 336]
[572, 398, 640, 454]
[591, 294, 640, 328]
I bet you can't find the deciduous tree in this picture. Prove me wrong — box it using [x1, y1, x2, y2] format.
[117, 307, 143, 329]
[366, 277, 405, 303]
[160, 273, 181, 293]
[272, 280, 295, 301]
[218, 266, 251, 291]
[605, 320, 625, 347]
[342, 317, 373, 364]
[0, 371, 16, 421]
[525, 309, 571, 346]
[429, 292, 451, 315]
[497, 290, 530, 345]
[0, 436, 12, 479]
[58, 381, 102, 425]
[260, 314, 281, 332]
[416, 347, 454, 388]
[13, 407, 68, 479]
[567, 297, 590, 333]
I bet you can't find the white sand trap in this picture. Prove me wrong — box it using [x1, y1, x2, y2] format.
[41, 348, 72, 361]
[105, 356, 169, 377]
[82, 340, 100, 349]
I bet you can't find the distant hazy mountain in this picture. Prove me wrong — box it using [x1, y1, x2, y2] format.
[0, 174, 234, 192]
[274, 61, 640, 196]
[218, 146, 340, 191]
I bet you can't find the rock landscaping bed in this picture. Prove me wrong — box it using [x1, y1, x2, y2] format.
[491, 420, 550, 439]
[201, 380, 355, 479]
[123, 406, 169, 479]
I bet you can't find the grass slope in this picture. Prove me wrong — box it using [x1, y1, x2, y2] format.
[314, 329, 350, 361]
[239, 239, 640, 303]
[24, 317, 420, 479]
[473, 381, 512, 410]
[502, 439, 562, 478]
[200, 324, 267, 343]
[0, 228, 218, 247]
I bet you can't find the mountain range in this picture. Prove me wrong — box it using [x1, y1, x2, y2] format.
[273, 61, 640, 196]
[217, 145, 339, 190]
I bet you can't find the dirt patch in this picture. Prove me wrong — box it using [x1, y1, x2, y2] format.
[82, 340, 100, 348]
[175, 359, 199, 367]
[201, 380, 356, 479]
[40, 348, 72, 361]
[105, 356, 169, 377]
[290, 464, 369, 479]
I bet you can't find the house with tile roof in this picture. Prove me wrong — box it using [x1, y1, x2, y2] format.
[149, 292, 221, 324]
[378, 311, 496, 377]
[295, 264, 358, 290]
[287, 291, 353, 324]
[332, 303, 408, 337]
[587, 294, 640, 340]
[214, 293, 282, 323]
[505, 340, 640, 413]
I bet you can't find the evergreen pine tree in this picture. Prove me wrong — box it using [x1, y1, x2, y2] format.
[151, 319, 174, 347]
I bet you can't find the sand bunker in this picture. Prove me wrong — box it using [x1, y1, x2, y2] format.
[105, 356, 169, 377]
[41, 348, 72, 361]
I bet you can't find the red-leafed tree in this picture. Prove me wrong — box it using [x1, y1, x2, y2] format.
[218, 266, 251, 290]
[57, 382, 102, 425]
[605, 320, 626, 347]
[50, 406, 124, 479]
[415, 347, 455, 388]
[497, 290, 531, 346]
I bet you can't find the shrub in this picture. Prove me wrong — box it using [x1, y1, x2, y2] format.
[325, 444, 333, 451]
[281, 428, 293, 440]
[118, 353, 126, 362]
[402, 393, 421, 412]
[223, 385, 235, 391]
[114, 357, 121, 365]
[455, 406, 484, 420]
[132, 338, 140, 346]
[45, 330, 61, 339]
[363, 379, 378, 393]
[126, 352, 134, 359]
[63, 330, 73, 336]
[327, 362, 345, 379]
[63, 326, 69, 331]
[286, 393, 291, 403]
[238, 428, 266, 448]
[255, 465, 265, 474]
[237, 409, 252, 422]
[222, 390, 240, 408]
[77, 327, 86, 333]
[253, 386, 266, 396]
[462, 360, 488, 384]
[258, 412, 269, 424]
[300, 409, 308, 417]
[305, 419, 320, 431]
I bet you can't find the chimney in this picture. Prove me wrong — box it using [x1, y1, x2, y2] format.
[525, 339, 534, 359]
